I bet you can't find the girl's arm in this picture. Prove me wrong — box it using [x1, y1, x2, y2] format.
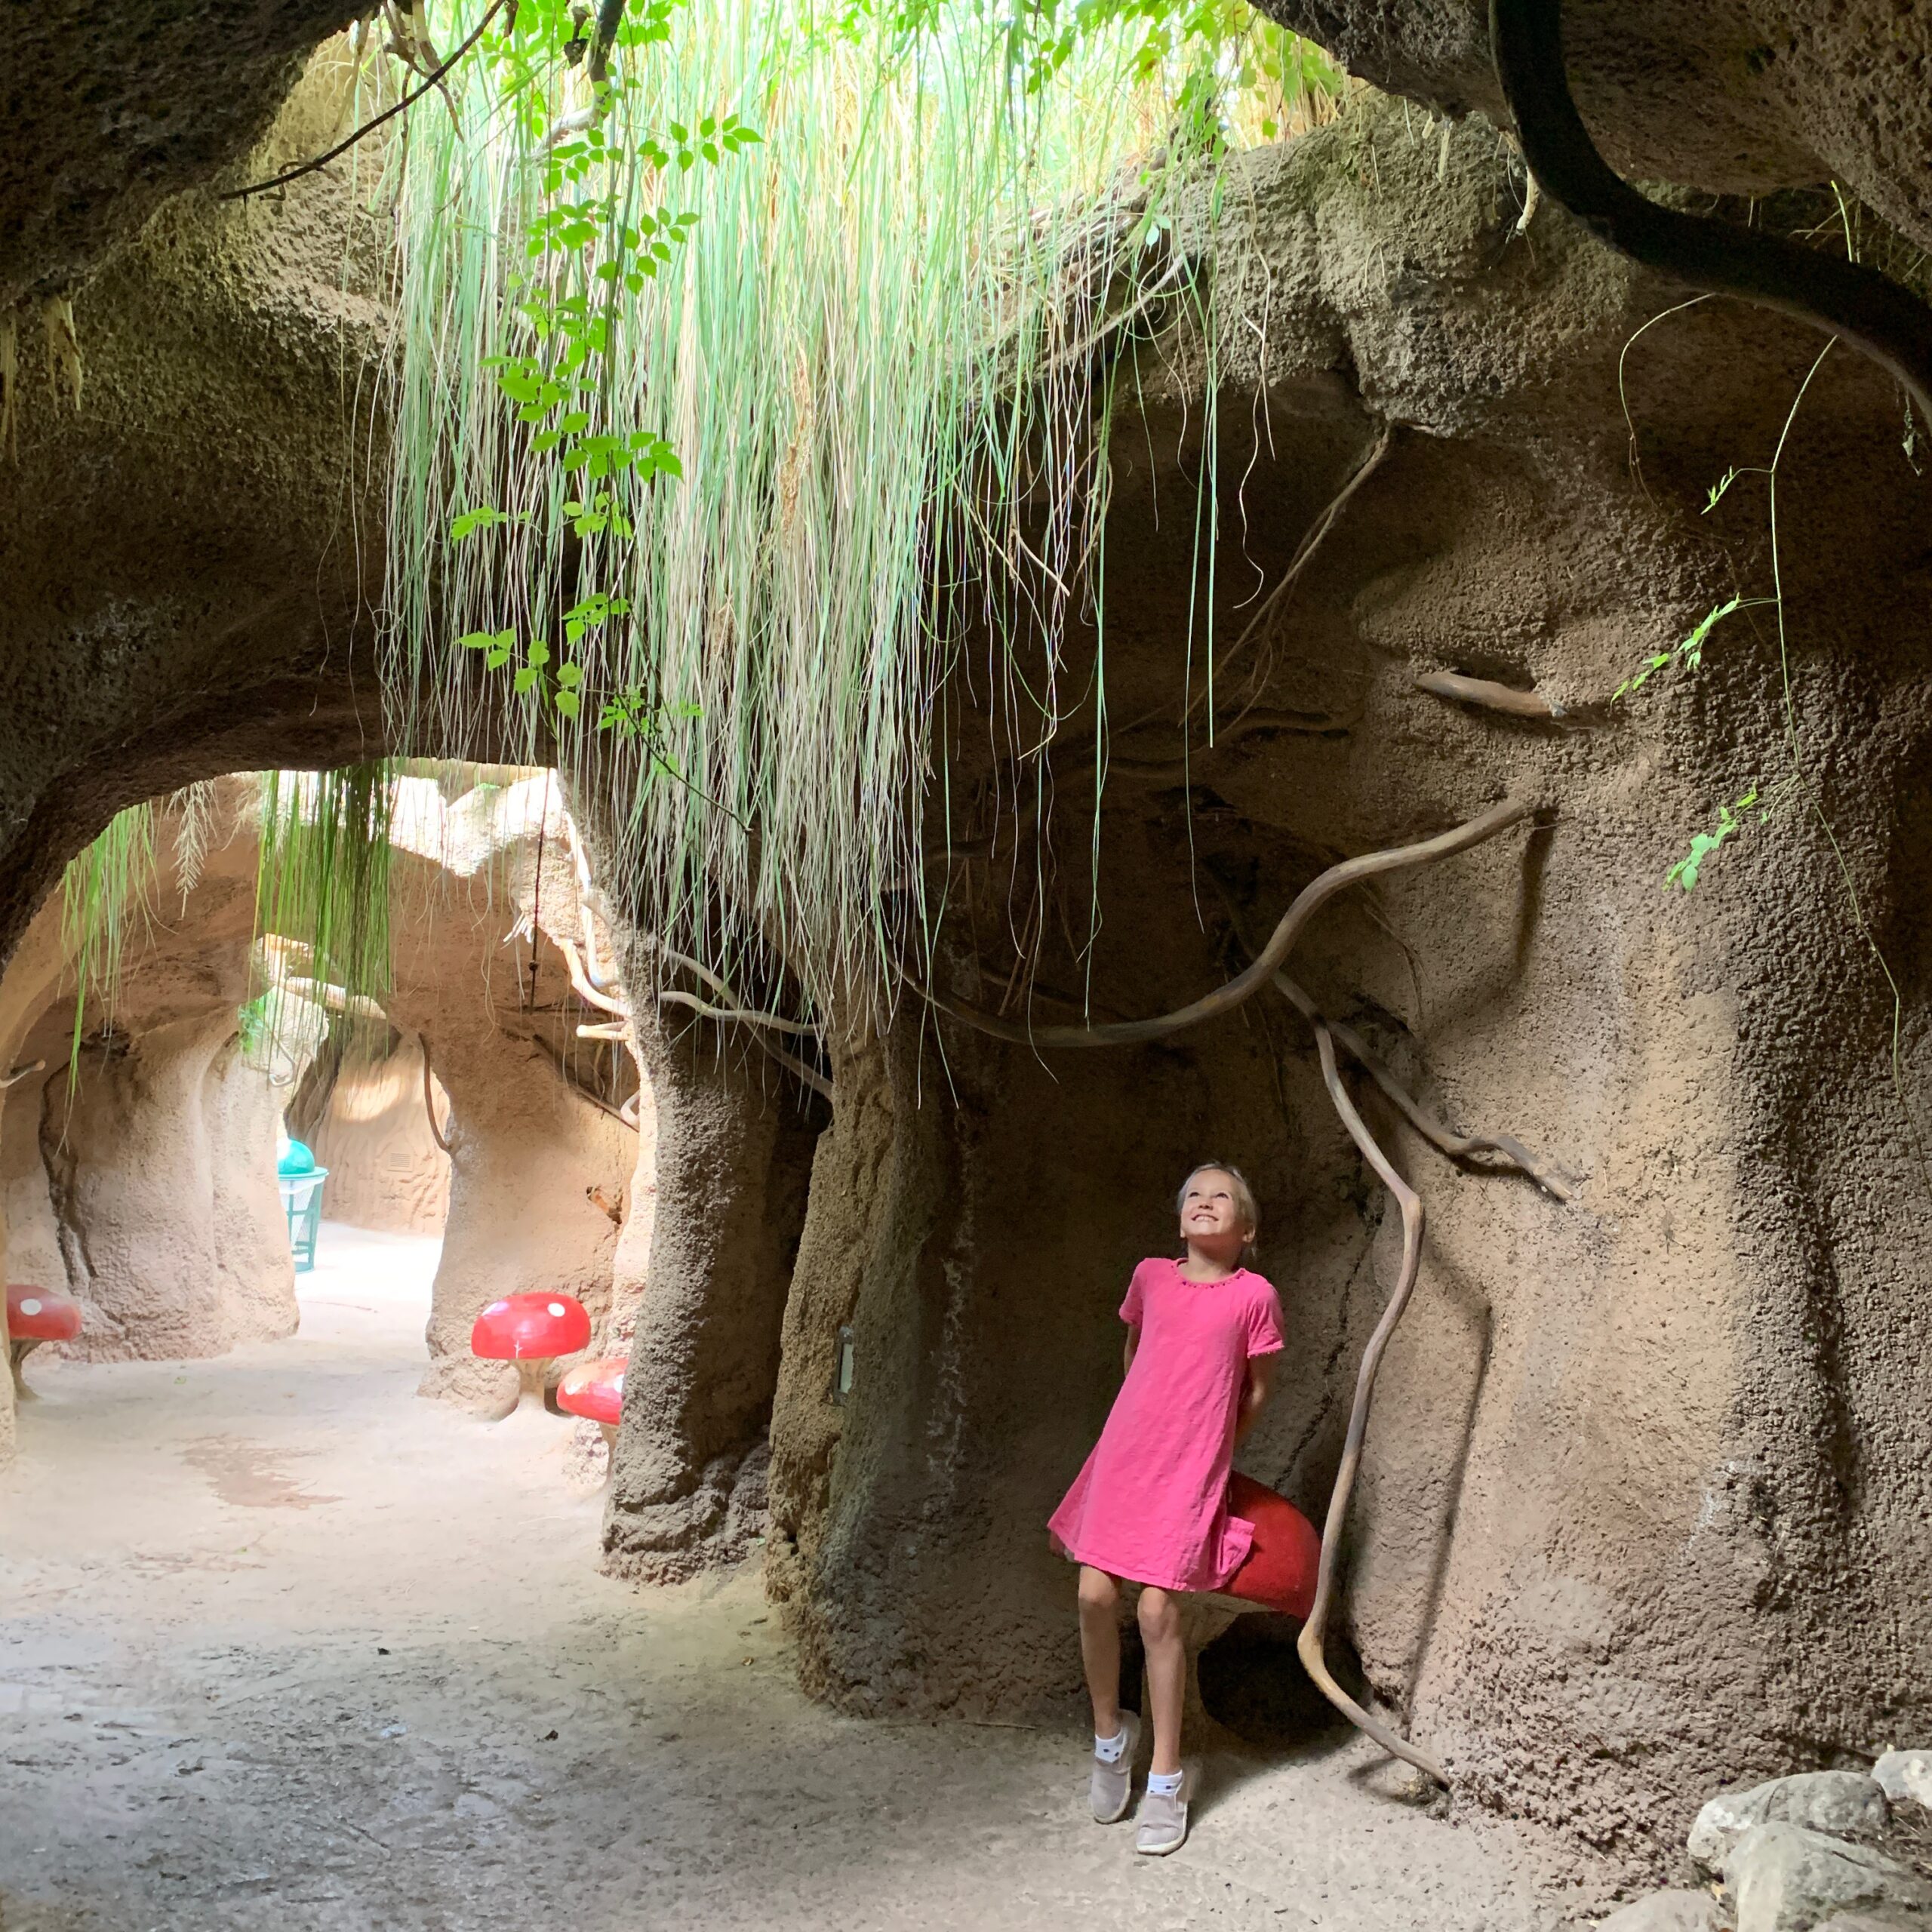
[1233, 1353, 1278, 1448]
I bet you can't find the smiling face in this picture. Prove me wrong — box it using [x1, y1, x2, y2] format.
[1177, 1167, 1255, 1258]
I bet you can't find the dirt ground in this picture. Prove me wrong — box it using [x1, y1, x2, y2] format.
[2, 1225, 1563, 1930]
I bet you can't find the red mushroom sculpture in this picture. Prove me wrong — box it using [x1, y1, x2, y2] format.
[556, 1355, 626, 1428]
[1220, 1472, 1321, 1623]
[8, 1283, 84, 1396]
[469, 1293, 592, 1411]
[557, 1355, 627, 1466]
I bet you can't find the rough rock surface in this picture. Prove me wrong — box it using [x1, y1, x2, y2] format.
[383, 777, 636, 1417]
[1, 786, 317, 1371]
[0, 0, 361, 305]
[1598, 1892, 1724, 1932]
[758, 106, 1932, 1874]
[298, 1038, 454, 1237]
[1875, 1752, 1932, 1811]
[0, 45, 395, 971]
[1817, 1912, 1932, 1930]
[1691, 1774, 1892, 1873]
[1722, 1823, 1931, 1932]
[598, 1015, 820, 1581]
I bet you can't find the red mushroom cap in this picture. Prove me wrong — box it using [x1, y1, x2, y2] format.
[6, 1284, 83, 1343]
[469, 1293, 592, 1361]
[556, 1355, 626, 1426]
[1223, 1472, 1321, 1622]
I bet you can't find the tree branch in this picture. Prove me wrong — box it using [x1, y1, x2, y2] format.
[219, 0, 508, 203]
[1414, 671, 1561, 720]
[916, 798, 1534, 1048]
[1271, 973, 1572, 1200]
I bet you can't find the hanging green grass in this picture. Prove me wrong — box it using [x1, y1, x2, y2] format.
[383, 0, 1340, 1024]
[251, 765, 398, 1068]
[58, 802, 158, 1077]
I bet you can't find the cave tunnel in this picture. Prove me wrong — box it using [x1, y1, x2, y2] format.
[7, 0, 1932, 1925]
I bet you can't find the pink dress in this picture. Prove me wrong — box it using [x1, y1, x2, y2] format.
[1048, 1257, 1287, 1593]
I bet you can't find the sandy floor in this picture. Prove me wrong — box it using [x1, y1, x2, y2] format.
[2, 1223, 1561, 1930]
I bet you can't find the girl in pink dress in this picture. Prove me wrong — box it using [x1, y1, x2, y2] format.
[1048, 1163, 1284, 1856]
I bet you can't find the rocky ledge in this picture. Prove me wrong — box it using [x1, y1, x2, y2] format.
[1601, 1754, 1932, 1931]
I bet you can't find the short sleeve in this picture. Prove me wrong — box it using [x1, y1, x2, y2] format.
[1244, 1278, 1286, 1358]
[1119, 1260, 1155, 1327]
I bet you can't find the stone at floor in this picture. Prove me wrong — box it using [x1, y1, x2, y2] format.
[1872, 1752, 1932, 1811]
[1690, 1774, 1892, 1871]
[1597, 1891, 1723, 1931]
[1721, 1822, 1932, 1932]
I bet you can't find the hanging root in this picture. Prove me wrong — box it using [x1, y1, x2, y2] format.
[1271, 974, 1571, 1200]
[42, 298, 81, 409]
[531, 1032, 637, 1129]
[2, 1058, 45, 1091]
[1298, 1025, 1449, 1786]
[921, 797, 1533, 1048]
[419, 1033, 454, 1154]
[1, 314, 17, 462]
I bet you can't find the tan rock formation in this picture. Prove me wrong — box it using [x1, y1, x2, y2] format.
[0, 785, 318, 1378]
[300, 1038, 453, 1237]
[384, 776, 639, 1417]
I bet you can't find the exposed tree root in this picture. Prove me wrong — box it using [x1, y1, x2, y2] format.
[531, 1032, 637, 1129]
[1270, 974, 1572, 1201]
[920, 798, 1533, 1048]
[1299, 1024, 1449, 1786]
[1414, 670, 1561, 720]
[655, 989, 825, 1036]
[1491, 0, 1932, 419]
[419, 1033, 454, 1154]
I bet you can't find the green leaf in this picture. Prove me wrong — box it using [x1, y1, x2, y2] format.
[451, 507, 510, 541]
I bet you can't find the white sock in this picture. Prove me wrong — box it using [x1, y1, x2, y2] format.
[1094, 1726, 1128, 1764]
[1147, 1768, 1184, 1798]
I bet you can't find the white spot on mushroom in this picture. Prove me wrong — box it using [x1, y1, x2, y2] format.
[20, 1299, 42, 1317]
[546, 1302, 567, 1318]
[485, 1301, 509, 1315]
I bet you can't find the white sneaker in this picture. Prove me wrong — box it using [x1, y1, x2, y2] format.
[1088, 1711, 1140, 1823]
[1135, 1766, 1192, 1855]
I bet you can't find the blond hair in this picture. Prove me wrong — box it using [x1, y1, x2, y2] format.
[1175, 1161, 1260, 1257]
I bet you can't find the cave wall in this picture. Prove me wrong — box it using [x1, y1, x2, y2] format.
[600, 1016, 821, 1581]
[0, 788, 319, 1371]
[386, 777, 638, 1417]
[301, 1039, 454, 1237]
[0, 42, 396, 974]
[1, 3, 1930, 1880]
[1251, 0, 1932, 260]
[757, 109, 1932, 1863]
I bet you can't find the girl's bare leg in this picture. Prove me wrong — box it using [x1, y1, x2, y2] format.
[1137, 1585, 1186, 1776]
[1076, 1566, 1124, 1735]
